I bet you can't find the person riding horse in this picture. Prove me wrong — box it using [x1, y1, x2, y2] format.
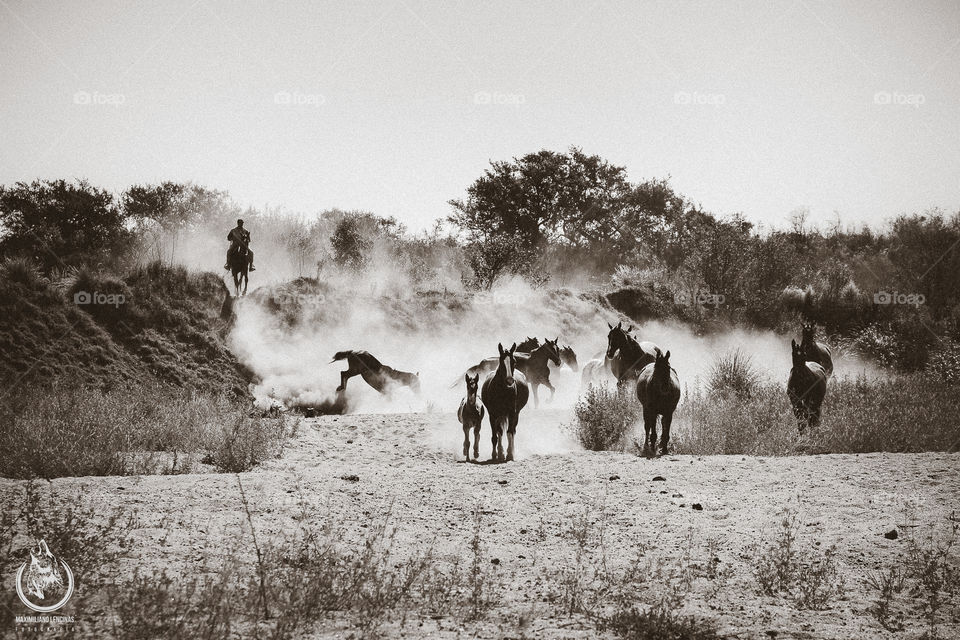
[224, 219, 256, 271]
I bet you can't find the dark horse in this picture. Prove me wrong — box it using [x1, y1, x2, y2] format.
[517, 336, 540, 352]
[636, 349, 681, 457]
[227, 242, 250, 296]
[458, 373, 485, 460]
[606, 322, 660, 388]
[552, 345, 579, 372]
[787, 339, 827, 433]
[463, 340, 561, 407]
[480, 343, 529, 462]
[801, 322, 833, 376]
[331, 350, 421, 395]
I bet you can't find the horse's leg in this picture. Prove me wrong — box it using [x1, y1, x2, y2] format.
[489, 414, 499, 461]
[531, 384, 540, 409]
[506, 413, 518, 462]
[658, 412, 673, 456]
[497, 417, 506, 461]
[643, 409, 657, 457]
[546, 381, 556, 403]
[337, 368, 359, 392]
[463, 424, 471, 459]
[472, 421, 481, 460]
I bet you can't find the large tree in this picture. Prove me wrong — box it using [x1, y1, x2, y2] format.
[448, 147, 633, 250]
[0, 179, 129, 268]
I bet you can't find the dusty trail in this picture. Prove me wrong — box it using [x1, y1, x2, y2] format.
[3, 410, 957, 639]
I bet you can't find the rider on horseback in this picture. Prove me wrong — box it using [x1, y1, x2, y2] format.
[224, 219, 255, 271]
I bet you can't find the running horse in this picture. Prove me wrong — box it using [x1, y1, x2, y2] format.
[635, 349, 681, 457]
[458, 373, 485, 460]
[461, 340, 562, 407]
[331, 350, 421, 396]
[227, 240, 250, 296]
[480, 343, 529, 462]
[787, 339, 828, 433]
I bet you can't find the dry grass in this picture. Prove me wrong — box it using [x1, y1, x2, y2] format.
[0, 383, 295, 479]
[672, 373, 960, 455]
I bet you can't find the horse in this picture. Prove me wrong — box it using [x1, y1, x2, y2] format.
[606, 322, 660, 388]
[481, 343, 529, 462]
[461, 340, 561, 407]
[635, 348, 681, 457]
[517, 336, 540, 352]
[227, 242, 250, 296]
[331, 350, 421, 395]
[552, 345, 579, 372]
[801, 322, 834, 376]
[787, 339, 828, 433]
[458, 373, 485, 460]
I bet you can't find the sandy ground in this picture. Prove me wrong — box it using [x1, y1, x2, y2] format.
[3, 409, 959, 639]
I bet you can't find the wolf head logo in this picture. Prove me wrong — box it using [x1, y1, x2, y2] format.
[16, 539, 74, 612]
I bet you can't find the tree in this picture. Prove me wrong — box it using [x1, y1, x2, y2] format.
[466, 234, 536, 290]
[448, 147, 632, 251]
[0, 179, 130, 268]
[123, 182, 237, 262]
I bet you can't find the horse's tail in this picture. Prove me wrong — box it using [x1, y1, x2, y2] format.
[330, 350, 353, 363]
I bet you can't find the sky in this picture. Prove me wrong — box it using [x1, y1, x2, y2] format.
[1, 0, 958, 232]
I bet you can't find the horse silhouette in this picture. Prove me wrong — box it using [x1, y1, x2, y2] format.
[481, 343, 529, 462]
[787, 339, 828, 432]
[331, 350, 421, 396]
[801, 322, 833, 376]
[458, 373, 485, 460]
[227, 242, 250, 296]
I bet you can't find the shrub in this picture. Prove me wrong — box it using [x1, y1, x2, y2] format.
[707, 349, 761, 399]
[927, 341, 960, 385]
[570, 384, 639, 451]
[0, 256, 48, 288]
[0, 383, 291, 479]
[672, 373, 960, 455]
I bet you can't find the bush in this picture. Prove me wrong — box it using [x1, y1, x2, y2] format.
[927, 341, 960, 385]
[0, 383, 292, 479]
[673, 373, 960, 455]
[0, 256, 48, 288]
[707, 349, 761, 399]
[570, 384, 639, 451]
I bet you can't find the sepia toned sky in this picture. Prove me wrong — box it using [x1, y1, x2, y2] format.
[1, 0, 958, 231]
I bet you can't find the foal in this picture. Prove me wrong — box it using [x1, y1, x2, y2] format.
[458, 373, 485, 460]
